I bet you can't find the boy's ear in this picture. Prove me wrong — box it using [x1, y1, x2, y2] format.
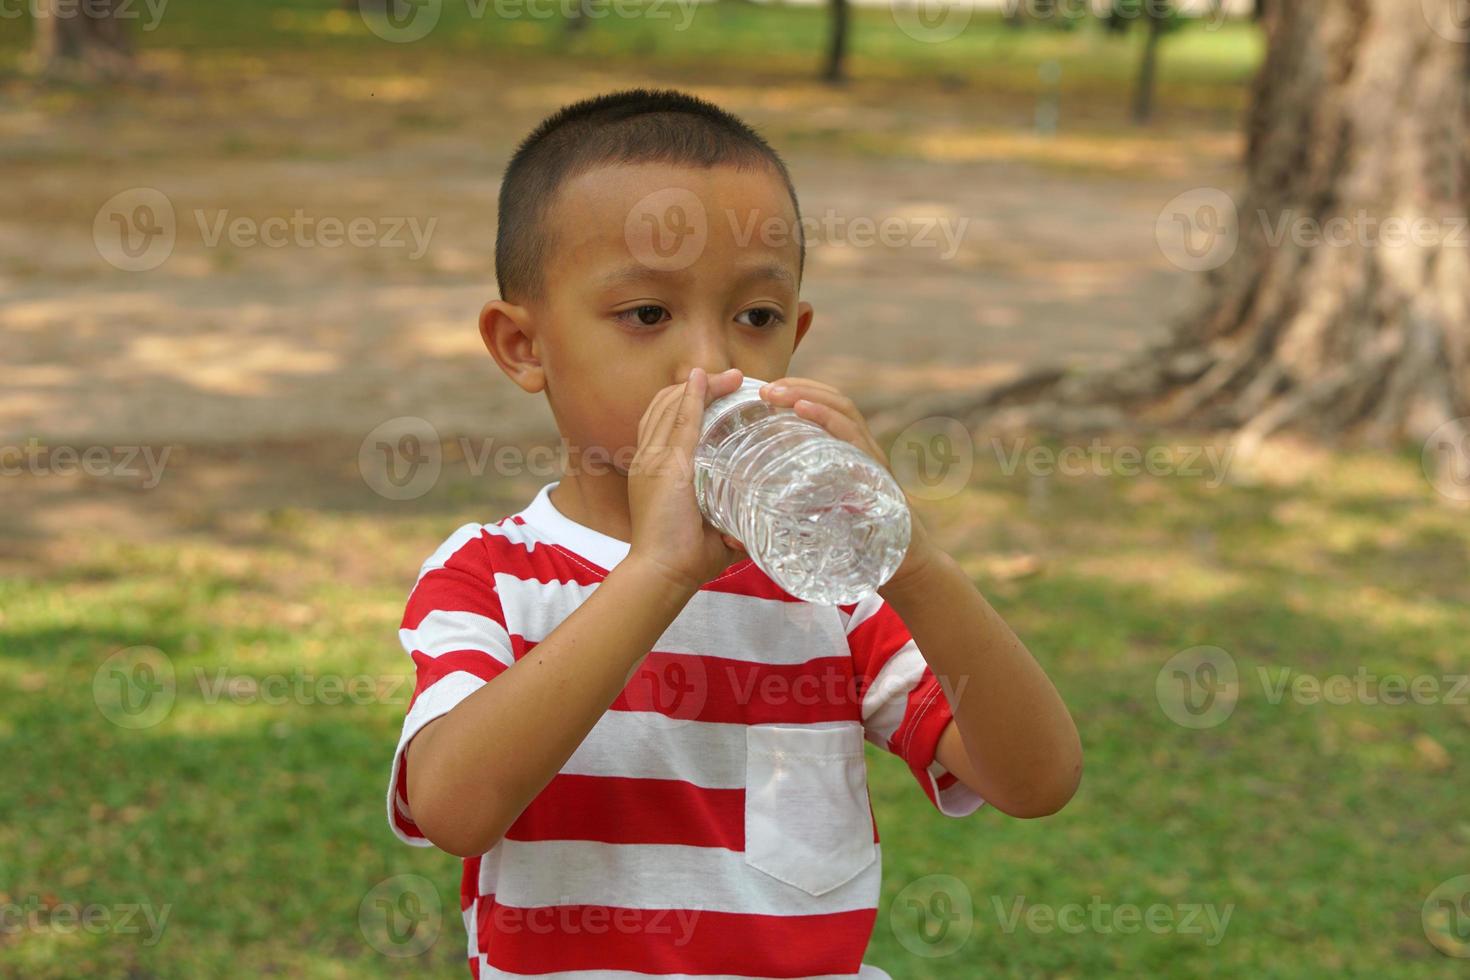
[792, 300, 814, 353]
[479, 298, 545, 394]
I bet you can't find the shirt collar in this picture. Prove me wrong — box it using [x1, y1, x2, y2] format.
[519, 480, 632, 572]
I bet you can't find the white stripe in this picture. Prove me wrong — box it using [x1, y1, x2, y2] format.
[561, 715, 870, 789]
[399, 609, 514, 666]
[476, 843, 502, 900]
[489, 838, 883, 917]
[493, 573, 603, 646]
[391, 670, 869, 844]
[925, 750, 988, 818]
[485, 516, 543, 550]
[495, 574, 848, 666]
[560, 711, 748, 788]
[928, 765, 987, 818]
[840, 592, 885, 635]
[860, 639, 926, 746]
[412, 518, 547, 589]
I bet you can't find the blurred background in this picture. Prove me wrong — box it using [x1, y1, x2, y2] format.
[3, 0, 1468, 977]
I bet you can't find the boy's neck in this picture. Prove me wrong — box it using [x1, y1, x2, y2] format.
[548, 470, 633, 545]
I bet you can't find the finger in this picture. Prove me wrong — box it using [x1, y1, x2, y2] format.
[704, 367, 744, 402]
[665, 367, 708, 448]
[642, 379, 691, 452]
[637, 382, 681, 447]
[790, 396, 866, 445]
[762, 383, 858, 420]
[641, 369, 738, 450]
[761, 377, 840, 398]
[645, 367, 709, 459]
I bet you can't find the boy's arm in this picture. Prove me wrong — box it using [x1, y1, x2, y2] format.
[406, 555, 696, 858]
[879, 545, 1082, 819]
[405, 366, 746, 859]
[751, 375, 1081, 818]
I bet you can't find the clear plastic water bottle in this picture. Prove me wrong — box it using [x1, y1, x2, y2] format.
[693, 376, 911, 605]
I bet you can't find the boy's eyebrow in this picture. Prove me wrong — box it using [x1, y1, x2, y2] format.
[733, 261, 796, 289]
[594, 260, 796, 291]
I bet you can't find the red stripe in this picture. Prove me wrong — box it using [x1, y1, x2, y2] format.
[435, 520, 805, 599]
[893, 672, 956, 810]
[461, 856, 482, 912]
[391, 753, 424, 840]
[890, 668, 945, 756]
[700, 561, 803, 601]
[612, 653, 861, 725]
[404, 565, 509, 631]
[478, 899, 875, 976]
[506, 774, 745, 849]
[409, 644, 868, 726]
[408, 649, 508, 710]
[847, 602, 912, 680]
[480, 528, 608, 586]
[502, 773, 880, 849]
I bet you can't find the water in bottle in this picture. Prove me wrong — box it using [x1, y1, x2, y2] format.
[693, 376, 911, 605]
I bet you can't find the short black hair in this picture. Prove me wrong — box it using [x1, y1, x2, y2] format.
[495, 87, 804, 305]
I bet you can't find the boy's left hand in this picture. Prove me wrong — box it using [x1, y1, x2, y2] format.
[759, 376, 940, 592]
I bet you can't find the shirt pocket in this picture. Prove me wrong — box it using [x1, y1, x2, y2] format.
[743, 722, 877, 897]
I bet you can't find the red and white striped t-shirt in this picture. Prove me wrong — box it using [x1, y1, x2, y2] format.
[386, 480, 984, 979]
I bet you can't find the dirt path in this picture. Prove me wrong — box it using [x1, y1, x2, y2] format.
[1, 55, 1242, 560]
[3, 149, 1224, 445]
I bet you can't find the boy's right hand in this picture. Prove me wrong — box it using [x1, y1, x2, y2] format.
[627, 367, 749, 594]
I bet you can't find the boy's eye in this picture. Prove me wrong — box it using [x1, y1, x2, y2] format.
[617, 305, 669, 328]
[737, 307, 786, 330]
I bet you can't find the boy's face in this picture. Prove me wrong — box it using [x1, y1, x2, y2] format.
[484, 161, 813, 475]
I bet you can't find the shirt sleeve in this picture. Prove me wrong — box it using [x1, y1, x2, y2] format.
[843, 592, 985, 818]
[387, 523, 517, 847]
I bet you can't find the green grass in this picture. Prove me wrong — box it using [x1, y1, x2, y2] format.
[0, 0, 1262, 115]
[3, 438, 1466, 977]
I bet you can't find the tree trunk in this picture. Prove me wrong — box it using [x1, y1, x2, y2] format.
[31, 0, 134, 80]
[566, 0, 591, 35]
[823, 0, 849, 85]
[1131, 5, 1166, 123]
[869, 0, 1470, 461]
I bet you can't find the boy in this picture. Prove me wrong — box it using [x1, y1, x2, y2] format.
[386, 88, 1081, 978]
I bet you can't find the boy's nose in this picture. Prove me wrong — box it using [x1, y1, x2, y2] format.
[680, 365, 740, 384]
